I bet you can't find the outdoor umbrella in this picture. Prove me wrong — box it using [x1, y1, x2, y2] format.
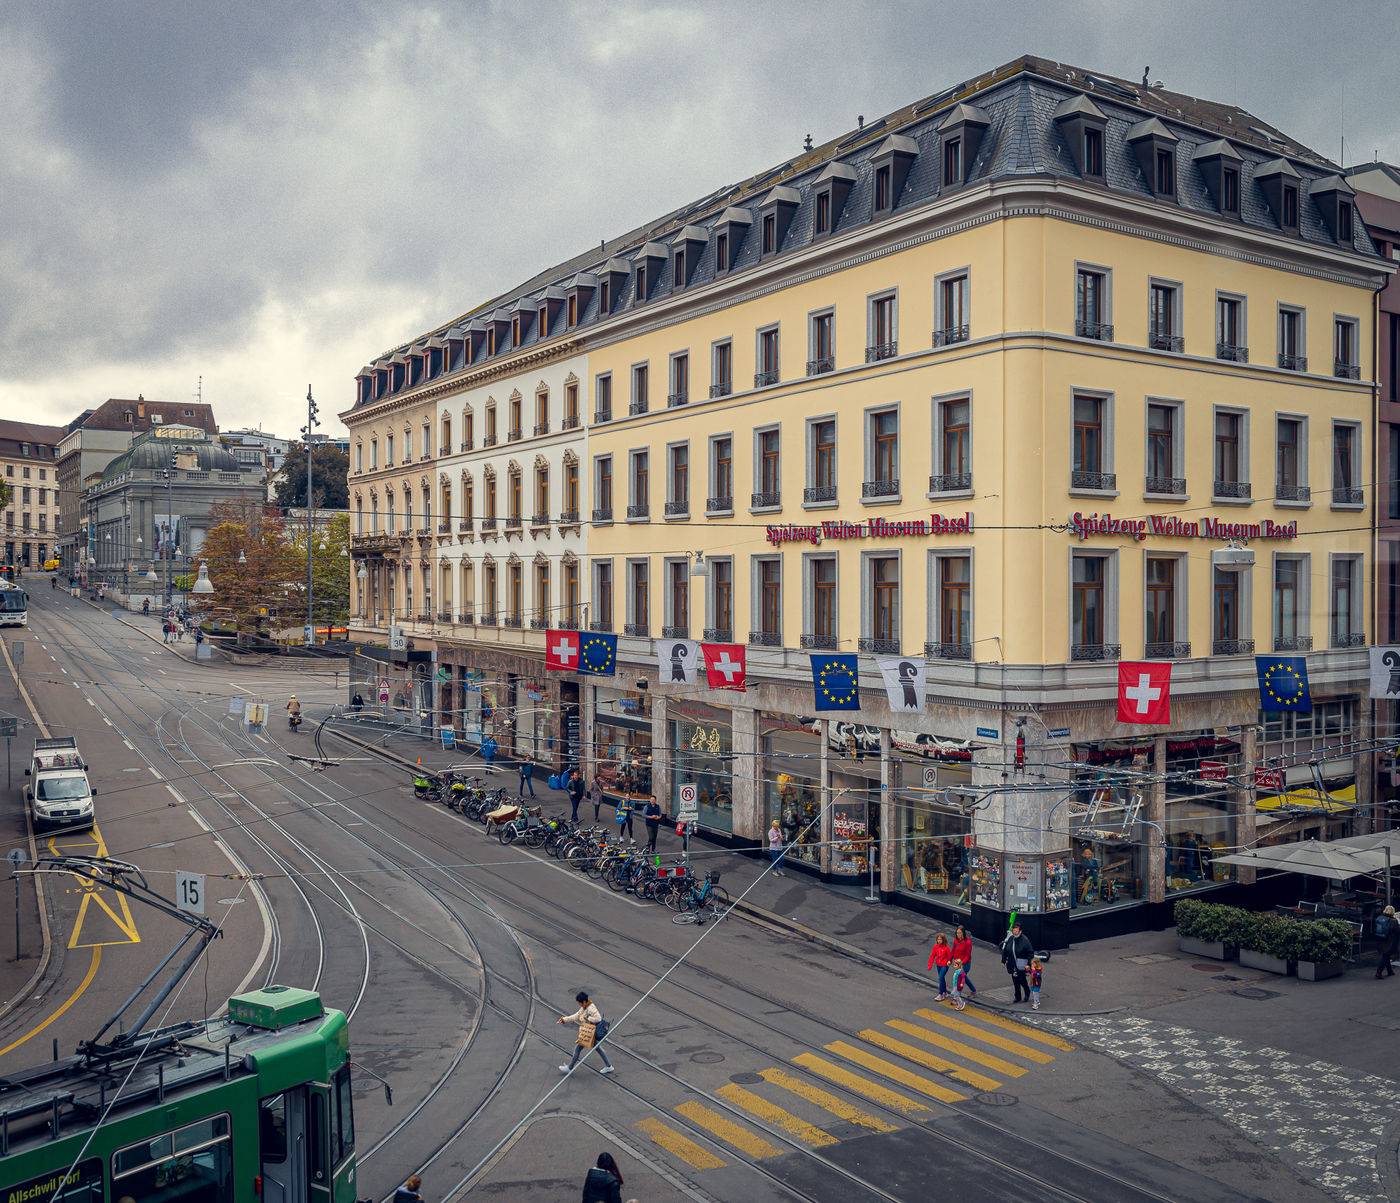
[1216, 839, 1389, 882]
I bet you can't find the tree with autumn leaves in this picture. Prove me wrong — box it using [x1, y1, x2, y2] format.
[190, 502, 351, 637]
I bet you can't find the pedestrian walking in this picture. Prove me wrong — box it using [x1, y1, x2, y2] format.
[518, 755, 535, 797]
[927, 932, 953, 998]
[393, 1174, 424, 1203]
[569, 770, 585, 821]
[481, 733, 498, 768]
[581, 1153, 624, 1203]
[614, 795, 633, 840]
[558, 991, 615, 1075]
[947, 959, 969, 1009]
[644, 795, 663, 852]
[142, 598, 150, 616]
[1002, 921, 1034, 1003]
[1376, 905, 1398, 979]
[590, 778, 604, 822]
[1029, 956, 1044, 1009]
[767, 819, 786, 876]
[162, 621, 171, 644]
[951, 924, 979, 998]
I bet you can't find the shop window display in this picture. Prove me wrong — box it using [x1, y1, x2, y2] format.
[763, 714, 824, 863]
[775, 770, 822, 865]
[595, 688, 652, 800]
[671, 699, 733, 833]
[898, 789, 972, 906]
[831, 795, 878, 876]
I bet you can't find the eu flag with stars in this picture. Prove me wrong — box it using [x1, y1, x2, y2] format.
[811, 654, 861, 711]
[1256, 655, 1311, 712]
[580, 632, 618, 676]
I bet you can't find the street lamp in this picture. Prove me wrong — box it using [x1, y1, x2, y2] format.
[357, 563, 368, 619]
[191, 561, 215, 595]
[302, 385, 319, 646]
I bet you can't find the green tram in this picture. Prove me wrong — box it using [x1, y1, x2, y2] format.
[1, 986, 359, 1203]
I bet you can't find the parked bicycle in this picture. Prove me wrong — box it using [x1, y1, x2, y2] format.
[670, 871, 730, 924]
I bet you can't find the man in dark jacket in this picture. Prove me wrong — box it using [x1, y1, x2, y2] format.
[1001, 922, 1034, 1003]
[569, 771, 585, 820]
[581, 1153, 623, 1203]
[518, 755, 535, 797]
[644, 795, 663, 852]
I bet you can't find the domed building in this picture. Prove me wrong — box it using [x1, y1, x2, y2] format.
[86, 425, 266, 599]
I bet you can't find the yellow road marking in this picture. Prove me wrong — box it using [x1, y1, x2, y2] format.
[913, 1008, 1057, 1063]
[54, 825, 141, 948]
[758, 1067, 898, 1133]
[674, 1101, 782, 1159]
[0, 946, 101, 1056]
[634, 1118, 726, 1169]
[717, 1083, 838, 1147]
[857, 1029, 1001, 1092]
[825, 1040, 967, 1104]
[886, 1019, 1027, 1077]
[965, 1007, 1076, 1051]
[792, 1053, 931, 1116]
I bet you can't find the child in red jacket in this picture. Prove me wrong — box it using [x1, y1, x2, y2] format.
[927, 933, 953, 999]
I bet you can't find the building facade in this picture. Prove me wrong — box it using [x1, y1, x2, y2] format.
[0, 420, 64, 570]
[345, 56, 1391, 940]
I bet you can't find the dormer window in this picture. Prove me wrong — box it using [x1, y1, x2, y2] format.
[567, 294, 578, 327]
[936, 104, 988, 191]
[715, 232, 729, 272]
[636, 261, 648, 301]
[512, 316, 522, 347]
[1194, 139, 1243, 220]
[1339, 201, 1353, 242]
[538, 305, 548, 335]
[761, 213, 776, 254]
[1310, 175, 1357, 244]
[815, 192, 830, 234]
[870, 133, 919, 214]
[1256, 158, 1302, 234]
[673, 249, 685, 285]
[1126, 117, 1178, 202]
[1155, 150, 1174, 196]
[633, 243, 665, 303]
[874, 165, 891, 211]
[1282, 185, 1298, 229]
[943, 138, 962, 185]
[1083, 128, 1103, 177]
[811, 162, 855, 240]
[1222, 167, 1239, 214]
[600, 279, 611, 313]
[487, 327, 497, 356]
[669, 226, 706, 288]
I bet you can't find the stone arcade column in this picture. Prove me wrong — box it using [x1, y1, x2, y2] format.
[881, 728, 898, 899]
[1233, 725, 1258, 886]
[1358, 695, 1376, 835]
[651, 695, 671, 816]
[819, 720, 833, 876]
[1147, 736, 1168, 906]
[970, 719, 1074, 947]
[732, 705, 760, 842]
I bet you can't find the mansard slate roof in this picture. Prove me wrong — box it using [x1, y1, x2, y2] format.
[354, 54, 1381, 410]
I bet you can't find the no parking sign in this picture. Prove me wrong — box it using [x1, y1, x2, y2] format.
[677, 783, 698, 821]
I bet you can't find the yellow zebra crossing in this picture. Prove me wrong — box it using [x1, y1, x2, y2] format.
[634, 1002, 1072, 1170]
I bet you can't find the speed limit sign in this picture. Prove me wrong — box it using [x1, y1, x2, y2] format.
[677, 783, 698, 821]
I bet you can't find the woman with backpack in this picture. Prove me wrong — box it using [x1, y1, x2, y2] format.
[558, 991, 615, 1075]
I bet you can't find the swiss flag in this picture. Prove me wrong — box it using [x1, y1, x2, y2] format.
[545, 630, 580, 672]
[1116, 661, 1172, 724]
[701, 642, 747, 692]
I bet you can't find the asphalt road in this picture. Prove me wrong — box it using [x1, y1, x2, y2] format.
[0, 588, 1346, 1203]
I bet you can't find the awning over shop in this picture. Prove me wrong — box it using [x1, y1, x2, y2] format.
[1216, 837, 1387, 881]
[1254, 785, 1356, 813]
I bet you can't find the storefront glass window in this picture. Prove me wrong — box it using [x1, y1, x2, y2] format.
[762, 715, 823, 866]
[671, 699, 734, 833]
[594, 686, 651, 800]
[895, 753, 973, 907]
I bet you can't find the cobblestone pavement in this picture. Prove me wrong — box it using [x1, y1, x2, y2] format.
[1036, 1015, 1399, 1203]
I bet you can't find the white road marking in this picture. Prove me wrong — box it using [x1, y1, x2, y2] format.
[85, 698, 94, 706]
[165, 785, 184, 803]
[148, 767, 162, 778]
[103, 717, 113, 726]
[123, 740, 135, 750]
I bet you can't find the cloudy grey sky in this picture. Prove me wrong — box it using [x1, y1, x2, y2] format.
[4, 0, 1398, 437]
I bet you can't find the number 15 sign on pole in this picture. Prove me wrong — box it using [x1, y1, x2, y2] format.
[176, 871, 205, 916]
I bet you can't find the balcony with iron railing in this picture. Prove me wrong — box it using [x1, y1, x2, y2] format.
[1144, 641, 1192, 659]
[480, 517, 498, 532]
[1144, 476, 1186, 495]
[629, 399, 648, 416]
[624, 622, 649, 637]
[1332, 632, 1366, 648]
[1071, 642, 1121, 661]
[1275, 483, 1311, 502]
[626, 503, 649, 519]
[437, 610, 453, 623]
[929, 472, 972, 493]
[562, 414, 581, 430]
[437, 520, 451, 533]
[748, 630, 782, 647]
[1075, 320, 1113, 341]
[707, 496, 733, 513]
[479, 612, 497, 626]
[661, 624, 688, 640]
[533, 421, 549, 436]
[1211, 638, 1254, 656]
[1333, 487, 1364, 506]
[1214, 480, 1251, 500]
[750, 491, 781, 509]
[483, 434, 498, 447]
[754, 369, 780, 388]
[589, 620, 613, 632]
[1278, 353, 1307, 372]
[529, 616, 549, 629]
[801, 633, 840, 650]
[703, 626, 733, 642]
[806, 357, 835, 376]
[530, 512, 550, 527]
[559, 507, 580, 525]
[925, 641, 971, 660]
[1335, 361, 1361, 380]
[667, 391, 688, 408]
[1148, 330, 1184, 353]
[1071, 471, 1116, 491]
[459, 611, 474, 624]
[1216, 343, 1248, 363]
[594, 407, 611, 423]
[862, 478, 899, 499]
[458, 520, 473, 533]
[416, 526, 431, 536]
[505, 515, 522, 531]
[1274, 635, 1312, 652]
[503, 615, 522, 628]
[664, 500, 689, 517]
[415, 613, 431, 623]
[804, 484, 838, 504]
[932, 325, 969, 348]
[859, 636, 901, 654]
[709, 381, 733, 399]
[865, 342, 897, 363]
[592, 506, 612, 523]
[460, 439, 474, 451]
[508, 426, 522, 441]
[557, 615, 581, 630]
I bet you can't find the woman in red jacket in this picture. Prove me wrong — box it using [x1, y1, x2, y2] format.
[951, 925, 979, 999]
[927, 933, 953, 999]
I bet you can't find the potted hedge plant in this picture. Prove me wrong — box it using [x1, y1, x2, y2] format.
[1175, 899, 1244, 960]
[1237, 912, 1295, 974]
[1294, 918, 1352, 982]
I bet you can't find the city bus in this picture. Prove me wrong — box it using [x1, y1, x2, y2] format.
[0, 579, 28, 626]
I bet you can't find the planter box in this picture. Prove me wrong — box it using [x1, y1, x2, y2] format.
[1297, 959, 1345, 982]
[1179, 936, 1234, 960]
[1239, 948, 1291, 975]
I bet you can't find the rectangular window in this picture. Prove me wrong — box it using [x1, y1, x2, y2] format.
[715, 231, 729, 272]
[1146, 403, 1176, 483]
[870, 409, 898, 490]
[756, 326, 780, 386]
[809, 311, 834, 373]
[1279, 306, 1305, 369]
[386, 433, 395, 463]
[566, 293, 578, 327]
[1214, 411, 1244, 490]
[939, 554, 971, 649]
[1331, 557, 1359, 645]
[1222, 165, 1240, 214]
[484, 563, 497, 620]
[673, 248, 685, 287]
[869, 556, 899, 648]
[757, 428, 781, 501]
[1274, 558, 1301, 644]
[564, 561, 580, 624]
[1217, 294, 1245, 360]
[669, 352, 688, 405]
[534, 465, 549, 519]
[1148, 281, 1180, 351]
[1072, 555, 1105, 647]
[630, 450, 649, 515]
[812, 557, 837, 642]
[874, 164, 891, 210]
[812, 419, 836, 495]
[1145, 557, 1177, 645]
[1154, 148, 1175, 195]
[869, 293, 896, 358]
[758, 558, 782, 637]
[943, 137, 962, 184]
[595, 455, 612, 516]
[814, 190, 831, 234]
[668, 559, 689, 634]
[668, 443, 689, 513]
[565, 459, 579, 514]
[484, 407, 497, 444]
[370, 440, 378, 469]
[1339, 202, 1353, 242]
[600, 278, 611, 314]
[595, 373, 612, 421]
[712, 339, 733, 396]
[1333, 424, 1358, 499]
[1282, 184, 1299, 228]
[628, 560, 649, 632]
[1073, 395, 1103, 473]
[761, 212, 776, 254]
[711, 559, 733, 636]
[536, 389, 549, 433]
[355, 444, 363, 472]
[1212, 566, 1240, 644]
[1334, 317, 1359, 377]
[1075, 268, 1109, 338]
[565, 381, 579, 425]
[631, 364, 648, 415]
[937, 273, 969, 343]
[535, 562, 550, 625]
[1084, 127, 1104, 176]
[594, 561, 613, 628]
[711, 436, 733, 509]
[1276, 418, 1303, 491]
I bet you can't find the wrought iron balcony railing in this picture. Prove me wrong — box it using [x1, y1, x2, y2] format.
[624, 622, 648, 636]
[1274, 635, 1312, 652]
[859, 636, 901, 654]
[929, 472, 972, 493]
[703, 627, 733, 642]
[925, 641, 972, 660]
[804, 485, 838, 504]
[865, 342, 897, 363]
[1144, 476, 1186, 495]
[1211, 638, 1254, 656]
[806, 357, 835, 376]
[753, 369, 780, 388]
[667, 391, 688, 407]
[1214, 480, 1251, 499]
[626, 503, 649, 519]
[750, 491, 781, 508]
[801, 633, 840, 650]
[1071, 642, 1121, 661]
[664, 500, 689, 516]
[1276, 483, 1310, 502]
[1216, 343, 1248, 363]
[1075, 320, 1113, 341]
[629, 400, 648, 416]
[592, 506, 612, 523]
[862, 478, 899, 498]
[1148, 331, 1184, 352]
[709, 382, 732, 399]
[1335, 361, 1361, 380]
[1145, 641, 1192, 659]
[1278, 353, 1307, 372]
[1333, 487, 1364, 506]
[661, 625, 688, 640]
[1332, 632, 1366, 648]
[1071, 471, 1116, 491]
[706, 496, 733, 513]
[932, 325, 969, 348]
[748, 631, 782, 647]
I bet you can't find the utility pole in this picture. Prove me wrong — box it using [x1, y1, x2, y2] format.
[303, 386, 319, 646]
